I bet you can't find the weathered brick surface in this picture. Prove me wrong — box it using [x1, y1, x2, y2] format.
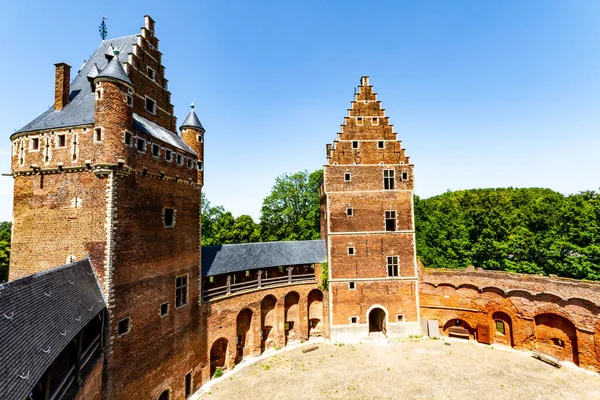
[322, 76, 419, 335]
[74, 354, 104, 400]
[420, 267, 600, 371]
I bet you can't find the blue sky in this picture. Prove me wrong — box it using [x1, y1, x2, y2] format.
[0, 1, 599, 221]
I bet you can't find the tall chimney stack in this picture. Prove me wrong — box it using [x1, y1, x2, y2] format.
[54, 62, 71, 111]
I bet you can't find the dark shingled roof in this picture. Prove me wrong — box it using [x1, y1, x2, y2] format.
[180, 107, 205, 132]
[94, 52, 133, 87]
[13, 35, 194, 154]
[202, 240, 326, 277]
[0, 258, 105, 399]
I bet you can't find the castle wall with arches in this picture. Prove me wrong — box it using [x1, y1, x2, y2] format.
[419, 266, 600, 372]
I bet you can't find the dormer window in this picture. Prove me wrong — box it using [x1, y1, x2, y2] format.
[147, 66, 155, 81]
[187, 158, 193, 168]
[145, 97, 156, 114]
[165, 149, 172, 162]
[136, 138, 146, 152]
[176, 154, 183, 165]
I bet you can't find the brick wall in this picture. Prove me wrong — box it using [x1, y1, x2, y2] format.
[420, 266, 600, 371]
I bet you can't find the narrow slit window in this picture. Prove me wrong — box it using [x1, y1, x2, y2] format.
[378, 141, 384, 149]
[136, 138, 146, 152]
[384, 169, 395, 190]
[352, 141, 359, 149]
[348, 247, 355, 256]
[126, 94, 133, 107]
[347, 208, 353, 217]
[94, 128, 102, 142]
[344, 172, 351, 182]
[387, 256, 399, 277]
[164, 208, 175, 228]
[349, 281, 356, 290]
[385, 210, 396, 232]
[185, 372, 192, 398]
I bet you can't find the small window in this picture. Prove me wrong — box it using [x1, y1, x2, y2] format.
[348, 247, 355, 256]
[96, 89, 102, 100]
[347, 208, 353, 217]
[385, 210, 396, 232]
[397, 314, 404, 322]
[352, 141, 359, 149]
[152, 143, 160, 157]
[344, 172, 351, 182]
[348, 281, 356, 290]
[94, 128, 103, 142]
[350, 316, 358, 324]
[495, 320, 505, 335]
[378, 141, 384, 149]
[145, 97, 156, 114]
[245, 270, 250, 277]
[126, 94, 133, 107]
[197, 134, 203, 143]
[197, 161, 203, 171]
[185, 372, 192, 398]
[176, 154, 183, 165]
[165, 149, 172, 162]
[160, 303, 169, 317]
[384, 169, 395, 190]
[30, 137, 39, 151]
[147, 66, 155, 81]
[187, 158, 193, 168]
[117, 317, 130, 336]
[372, 117, 379, 125]
[552, 338, 565, 347]
[209, 276, 214, 283]
[137, 138, 146, 152]
[124, 131, 132, 146]
[402, 172, 408, 181]
[356, 117, 363, 125]
[56, 134, 66, 148]
[387, 256, 399, 277]
[176, 275, 189, 308]
[164, 208, 175, 228]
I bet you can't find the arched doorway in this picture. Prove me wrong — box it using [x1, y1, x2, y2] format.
[534, 313, 579, 365]
[308, 289, 324, 338]
[158, 390, 170, 400]
[236, 308, 253, 363]
[210, 338, 228, 377]
[284, 291, 300, 344]
[261, 295, 277, 352]
[368, 307, 387, 334]
[492, 311, 514, 347]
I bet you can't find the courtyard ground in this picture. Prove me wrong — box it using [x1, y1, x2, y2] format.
[194, 338, 600, 400]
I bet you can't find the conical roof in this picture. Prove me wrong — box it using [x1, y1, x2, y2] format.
[180, 103, 205, 132]
[94, 51, 133, 87]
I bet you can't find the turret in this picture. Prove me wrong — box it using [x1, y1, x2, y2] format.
[92, 50, 135, 165]
[180, 103, 205, 185]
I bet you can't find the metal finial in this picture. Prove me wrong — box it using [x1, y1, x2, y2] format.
[99, 16, 108, 41]
[191, 102, 195, 109]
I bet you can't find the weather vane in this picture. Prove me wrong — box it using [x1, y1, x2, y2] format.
[99, 16, 108, 41]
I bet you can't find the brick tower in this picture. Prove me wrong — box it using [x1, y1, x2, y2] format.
[9, 16, 204, 399]
[321, 76, 420, 340]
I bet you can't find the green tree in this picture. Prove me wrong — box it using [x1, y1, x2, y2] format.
[0, 222, 11, 283]
[259, 169, 322, 241]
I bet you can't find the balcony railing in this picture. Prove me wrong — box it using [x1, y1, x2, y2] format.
[203, 268, 316, 301]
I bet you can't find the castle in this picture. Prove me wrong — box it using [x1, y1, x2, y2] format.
[2, 15, 600, 400]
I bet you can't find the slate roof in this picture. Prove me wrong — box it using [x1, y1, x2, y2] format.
[14, 35, 194, 154]
[180, 108, 205, 132]
[0, 258, 105, 399]
[202, 240, 327, 276]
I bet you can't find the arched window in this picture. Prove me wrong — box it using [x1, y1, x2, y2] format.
[158, 390, 170, 400]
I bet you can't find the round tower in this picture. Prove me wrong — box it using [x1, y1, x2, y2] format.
[93, 50, 135, 165]
[180, 103, 205, 186]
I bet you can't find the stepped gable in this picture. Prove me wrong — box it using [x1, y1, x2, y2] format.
[0, 258, 105, 399]
[327, 76, 411, 166]
[202, 240, 326, 276]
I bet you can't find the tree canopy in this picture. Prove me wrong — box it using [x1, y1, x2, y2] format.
[415, 188, 600, 280]
[0, 222, 11, 283]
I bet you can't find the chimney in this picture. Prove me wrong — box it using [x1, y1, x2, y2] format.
[144, 15, 155, 34]
[54, 63, 71, 111]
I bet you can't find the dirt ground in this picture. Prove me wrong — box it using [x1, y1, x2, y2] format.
[196, 338, 600, 400]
